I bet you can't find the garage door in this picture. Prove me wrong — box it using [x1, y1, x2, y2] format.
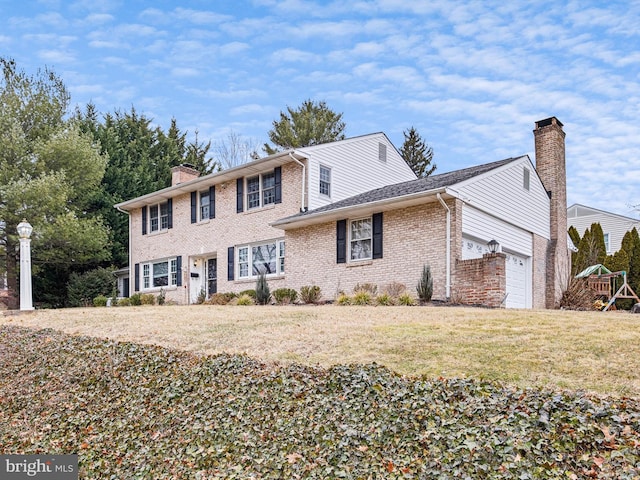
[505, 252, 527, 309]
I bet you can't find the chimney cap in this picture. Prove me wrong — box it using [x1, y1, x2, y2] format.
[535, 117, 563, 129]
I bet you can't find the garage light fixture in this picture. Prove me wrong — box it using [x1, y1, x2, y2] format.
[487, 239, 499, 254]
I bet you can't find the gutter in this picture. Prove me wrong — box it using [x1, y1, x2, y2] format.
[116, 205, 132, 297]
[437, 193, 451, 299]
[289, 152, 307, 212]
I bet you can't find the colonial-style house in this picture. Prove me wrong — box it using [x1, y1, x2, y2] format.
[115, 117, 570, 309]
[567, 204, 640, 255]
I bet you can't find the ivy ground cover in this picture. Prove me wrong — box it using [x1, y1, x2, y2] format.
[1, 325, 639, 479]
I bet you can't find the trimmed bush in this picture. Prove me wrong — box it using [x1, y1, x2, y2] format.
[300, 285, 322, 304]
[272, 288, 298, 305]
[140, 293, 156, 305]
[206, 293, 237, 305]
[376, 293, 395, 306]
[157, 288, 166, 305]
[353, 282, 378, 295]
[93, 295, 108, 307]
[398, 293, 417, 306]
[129, 293, 142, 306]
[239, 289, 257, 298]
[117, 297, 131, 307]
[255, 273, 270, 305]
[235, 294, 255, 306]
[352, 291, 373, 305]
[417, 264, 434, 303]
[336, 294, 352, 305]
[383, 282, 407, 298]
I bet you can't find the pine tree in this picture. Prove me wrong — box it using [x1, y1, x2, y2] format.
[568, 225, 581, 275]
[400, 127, 436, 178]
[590, 223, 607, 266]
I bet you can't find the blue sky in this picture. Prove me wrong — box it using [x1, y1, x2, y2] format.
[2, 0, 639, 217]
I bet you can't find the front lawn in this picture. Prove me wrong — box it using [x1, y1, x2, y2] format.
[1, 325, 638, 478]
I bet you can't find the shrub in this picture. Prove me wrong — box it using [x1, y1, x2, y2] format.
[239, 289, 257, 298]
[255, 273, 270, 305]
[157, 288, 166, 305]
[559, 278, 598, 310]
[117, 297, 131, 307]
[67, 267, 116, 307]
[299, 285, 322, 304]
[417, 264, 434, 303]
[383, 282, 407, 298]
[236, 294, 255, 306]
[93, 295, 108, 307]
[336, 293, 352, 305]
[141, 293, 156, 305]
[352, 291, 373, 305]
[206, 293, 237, 305]
[398, 293, 417, 306]
[272, 288, 298, 305]
[376, 293, 395, 306]
[196, 289, 206, 304]
[110, 296, 118, 307]
[129, 293, 142, 306]
[353, 283, 377, 295]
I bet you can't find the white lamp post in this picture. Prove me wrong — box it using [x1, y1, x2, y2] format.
[17, 219, 34, 311]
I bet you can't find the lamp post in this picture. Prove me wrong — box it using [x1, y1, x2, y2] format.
[17, 219, 34, 311]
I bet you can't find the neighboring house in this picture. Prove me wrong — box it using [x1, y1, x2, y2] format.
[567, 204, 640, 254]
[115, 118, 570, 309]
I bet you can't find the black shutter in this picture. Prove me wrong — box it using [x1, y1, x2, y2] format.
[372, 212, 383, 259]
[191, 192, 197, 223]
[209, 185, 215, 219]
[336, 220, 347, 264]
[274, 166, 282, 204]
[176, 256, 182, 286]
[134, 263, 140, 292]
[167, 198, 173, 229]
[142, 206, 147, 235]
[227, 246, 235, 280]
[236, 178, 244, 213]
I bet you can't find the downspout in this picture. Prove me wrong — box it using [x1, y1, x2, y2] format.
[436, 193, 451, 299]
[116, 205, 132, 297]
[289, 152, 307, 212]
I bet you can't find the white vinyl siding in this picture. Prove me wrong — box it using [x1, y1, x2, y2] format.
[462, 205, 533, 256]
[456, 157, 550, 240]
[567, 204, 640, 254]
[301, 134, 417, 211]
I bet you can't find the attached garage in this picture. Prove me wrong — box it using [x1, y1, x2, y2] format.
[504, 252, 529, 309]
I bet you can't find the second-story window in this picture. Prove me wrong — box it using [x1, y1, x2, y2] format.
[247, 172, 276, 210]
[149, 202, 169, 232]
[320, 165, 331, 196]
[200, 190, 210, 220]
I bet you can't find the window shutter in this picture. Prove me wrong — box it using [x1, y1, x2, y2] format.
[176, 256, 182, 287]
[274, 166, 282, 204]
[142, 207, 147, 235]
[372, 212, 383, 259]
[190, 192, 197, 223]
[236, 178, 244, 213]
[167, 198, 173, 229]
[336, 220, 347, 264]
[134, 263, 140, 292]
[227, 246, 235, 280]
[209, 185, 216, 219]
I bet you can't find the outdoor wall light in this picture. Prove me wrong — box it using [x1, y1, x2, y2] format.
[487, 239, 500, 254]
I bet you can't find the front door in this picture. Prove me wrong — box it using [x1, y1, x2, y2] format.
[207, 258, 217, 296]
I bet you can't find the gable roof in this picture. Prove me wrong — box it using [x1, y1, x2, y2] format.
[568, 203, 640, 224]
[272, 157, 518, 229]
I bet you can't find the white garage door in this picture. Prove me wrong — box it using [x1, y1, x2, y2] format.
[505, 252, 528, 309]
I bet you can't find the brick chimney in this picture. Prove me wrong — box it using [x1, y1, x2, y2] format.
[534, 117, 570, 308]
[171, 164, 200, 186]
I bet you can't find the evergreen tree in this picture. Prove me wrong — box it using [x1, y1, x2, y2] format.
[568, 225, 581, 276]
[590, 223, 607, 266]
[400, 127, 436, 178]
[264, 99, 345, 154]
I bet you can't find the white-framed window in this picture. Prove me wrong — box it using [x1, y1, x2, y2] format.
[141, 258, 178, 289]
[200, 190, 210, 220]
[350, 217, 372, 260]
[246, 172, 276, 210]
[604, 233, 610, 253]
[319, 165, 331, 196]
[237, 240, 285, 279]
[150, 201, 169, 232]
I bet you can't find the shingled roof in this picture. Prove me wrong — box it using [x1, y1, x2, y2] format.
[276, 157, 518, 225]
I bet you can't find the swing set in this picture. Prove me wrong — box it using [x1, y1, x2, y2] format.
[575, 264, 640, 311]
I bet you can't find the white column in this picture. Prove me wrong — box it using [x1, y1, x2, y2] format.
[19, 236, 33, 311]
